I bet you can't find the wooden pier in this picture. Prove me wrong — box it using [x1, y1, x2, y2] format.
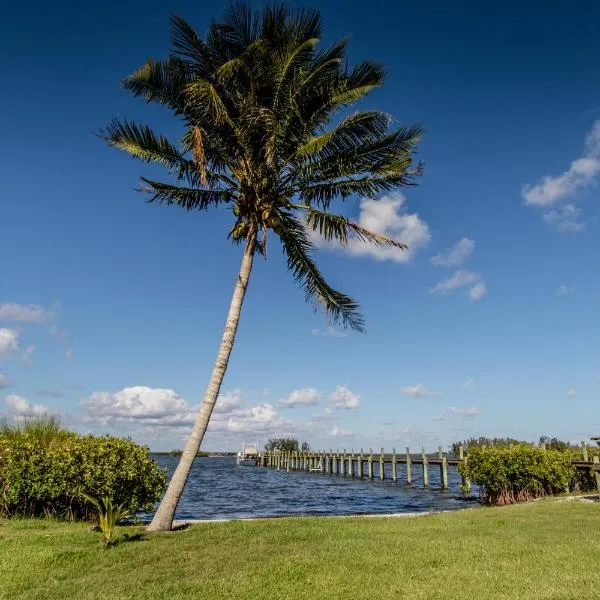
[258, 446, 469, 491]
[257, 443, 600, 494]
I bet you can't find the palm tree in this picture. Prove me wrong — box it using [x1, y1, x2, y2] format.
[101, 2, 423, 532]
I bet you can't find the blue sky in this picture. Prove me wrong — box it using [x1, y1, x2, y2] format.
[1, 0, 600, 451]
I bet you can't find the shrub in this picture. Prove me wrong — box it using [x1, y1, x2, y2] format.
[0, 426, 166, 520]
[459, 445, 575, 505]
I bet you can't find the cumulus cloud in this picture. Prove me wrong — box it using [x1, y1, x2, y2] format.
[430, 270, 486, 301]
[5, 394, 49, 416]
[278, 388, 321, 408]
[311, 193, 431, 263]
[80, 386, 296, 437]
[0, 328, 19, 358]
[311, 327, 348, 338]
[400, 383, 438, 398]
[327, 426, 354, 437]
[565, 388, 577, 397]
[542, 204, 585, 233]
[330, 385, 360, 409]
[430, 238, 475, 267]
[522, 121, 600, 231]
[21, 345, 35, 365]
[0, 302, 56, 323]
[0, 373, 12, 389]
[555, 285, 576, 297]
[522, 121, 600, 207]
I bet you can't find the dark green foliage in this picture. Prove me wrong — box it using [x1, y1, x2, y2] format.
[264, 437, 309, 453]
[459, 446, 575, 505]
[100, 2, 423, 331]
[450, 437, 530, 454]
[0, 425, 166, 520]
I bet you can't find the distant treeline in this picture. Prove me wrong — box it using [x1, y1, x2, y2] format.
[264, 437, 310, 453]
[152, 450, 236, 457]
[451, 436, 577, 455]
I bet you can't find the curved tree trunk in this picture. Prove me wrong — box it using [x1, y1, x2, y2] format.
[147, 232, 257, 532]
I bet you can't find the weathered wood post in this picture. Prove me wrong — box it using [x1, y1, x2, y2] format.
[277, 452, 281, 471]
[286, 452, 291, 472]
[392, 448, 397, 482]
[379, 447, 385, 480]
[422, 447, 429, 487]
[582, 442, 589, 462]
[441, 456, 448, 489]
[368, 448, 374, 480]
[332, 452, 338, 475]
[461, 452, 471, 494]
[340, 450, 346, 476]
[438, 446, 443, 460]
[358, 449, 364, 478]
[348, 450, 354, 478]
[458, 444, 464, 460]
[593, 456, 600, 495]
[406, 447, 412, 484]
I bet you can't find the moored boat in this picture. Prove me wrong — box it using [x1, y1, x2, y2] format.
[237, 442, 259, 466]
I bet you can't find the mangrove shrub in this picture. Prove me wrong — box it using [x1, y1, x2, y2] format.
[459, 445, 575, 505]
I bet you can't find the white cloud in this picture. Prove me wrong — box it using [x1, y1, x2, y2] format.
[432, 413, 450, 422]
[448, 406, 480, 418]
[565, 388, 577, 398]
[430, 269, 486, 301]
[21, 345, 35, 365]
[65, 349, 74, 361]
[330, 385, 360, 409]
[468, 281, 487, 301]
[278, 388, 321, 408]
[0, 328, 19, 358]
[0, 302, 55, 323]
[5, 394, 49, 416]
[311, 326, 348, 338]
[522, 121, 600, 207]
[213, 389, 243, 414]
[81, 386, 196, 427]
[311, 193, 431, 263]
[327, 426, 354, 437]
[461, 377, 475, 389]
[430, 238, 475, 267]
[0, 373, 12, 389]
[400, 383, 438, 398]
[555, 285, 576, 297]
[542, 204, 585, 233]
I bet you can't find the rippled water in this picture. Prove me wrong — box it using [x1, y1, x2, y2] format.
[149, 456, 479, 521]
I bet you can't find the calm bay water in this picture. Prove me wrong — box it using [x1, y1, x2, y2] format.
[149, 456, 479, 521]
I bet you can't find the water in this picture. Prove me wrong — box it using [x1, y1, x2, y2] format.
[149, 456, 479, 521]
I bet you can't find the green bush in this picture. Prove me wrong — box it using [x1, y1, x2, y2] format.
[459, 445, 575, 505]
[0, 425, 166, 520]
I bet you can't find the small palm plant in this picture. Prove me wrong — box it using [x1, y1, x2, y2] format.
[82, 494, 129, 547]
[101, 2, 423, 531]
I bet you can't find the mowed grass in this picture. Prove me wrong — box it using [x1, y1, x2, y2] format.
[1, 501, 598, 600]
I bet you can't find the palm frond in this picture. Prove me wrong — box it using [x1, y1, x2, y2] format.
[278, 214, 364, 331]
[139, 177, 234, 210]
[304, 207, 407, 250]
[122, 57, 190, 113]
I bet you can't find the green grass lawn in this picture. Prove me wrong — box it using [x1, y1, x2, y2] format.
[1, 501, 598, 600]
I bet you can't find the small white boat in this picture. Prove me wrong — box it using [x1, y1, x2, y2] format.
[237, 441, 259, 466]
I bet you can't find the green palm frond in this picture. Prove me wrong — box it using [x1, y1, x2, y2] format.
[139, 178, 234, 210]
[304, 207, 408, 250]
[278, 214, 364, 331]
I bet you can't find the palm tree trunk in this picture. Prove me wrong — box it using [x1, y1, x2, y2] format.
[147, 232, 257, 532]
